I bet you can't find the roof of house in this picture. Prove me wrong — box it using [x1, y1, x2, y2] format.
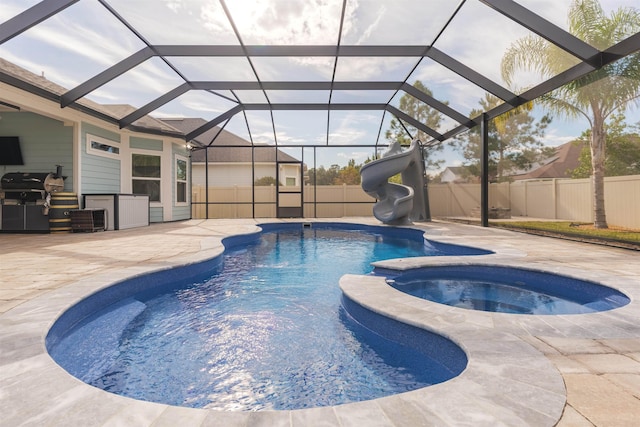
[443, 166, 466, 175]
[0, 57, 299, 164]
[509, 141, 585, 180]
[102, 105, 182, 133]
[161, 118, 299, 163]
[0, 59, 180, 133]
[440, 166, 468, 183]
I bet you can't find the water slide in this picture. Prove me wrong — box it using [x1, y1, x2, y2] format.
[360, 140, 428, 224]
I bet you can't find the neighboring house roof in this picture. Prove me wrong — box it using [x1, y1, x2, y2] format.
[509, 141, 585, 181]
[161, 118, 300, 163]
[441, 166, 466, 182]
[444, 166, 465, 174]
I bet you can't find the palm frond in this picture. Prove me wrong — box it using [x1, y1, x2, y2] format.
[608, 8, 640, 47]
[569, 0, 606, 47]
[539, 93, 591, 126]
[501, 35, 552, 87]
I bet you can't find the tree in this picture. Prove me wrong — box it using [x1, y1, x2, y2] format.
[570, 114, 640, 178]
[308, 165, 339, 185]
[308, 161, 363, 185]
[254, 176, 279, 186]
[501, 0, 640, 228]
[385, 80, 445, 171]
[451, 93, 552, 182]
[334, 159, 361, 185]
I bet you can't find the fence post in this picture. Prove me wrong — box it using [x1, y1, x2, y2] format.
[343, 183, 347, 217]
[234, 185, 238, 218]
[590, 175, 595, 223]
[524, 181, 528, 217]
[552, 178, 557, 219]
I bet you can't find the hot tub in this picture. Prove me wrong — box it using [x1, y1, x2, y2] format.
[385, 265, 630, 315]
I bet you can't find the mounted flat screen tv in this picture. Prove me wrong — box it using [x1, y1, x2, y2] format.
[0, 136, 24, 165]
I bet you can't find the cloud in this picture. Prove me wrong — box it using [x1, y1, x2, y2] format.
[250, 131, 276, 145]
[6, 0, 636, 159]
[328, 128, 367, 145]
[31, 10, 138, 66]
[0, 50, 69, 85]
[541, 130, 579, 147]
[0, 2, 24, 22]
[411, 62, 486, 116]
[335, 57, 417, 81]
[328, 111, 382, 145]
[350, 3, 385, 45]
[337, 151, 370, 162]
[219, 0, 344, 45]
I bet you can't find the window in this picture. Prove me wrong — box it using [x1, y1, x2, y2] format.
[286, 177, 296, 186]
[132, 153, 161, 202]
[176, 156, 188, 204]
[86, 134, 120, 159]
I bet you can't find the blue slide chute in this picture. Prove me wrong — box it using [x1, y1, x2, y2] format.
[360, 140, 428, 224]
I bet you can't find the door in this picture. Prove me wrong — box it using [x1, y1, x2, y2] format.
[276, 161, 303, 218]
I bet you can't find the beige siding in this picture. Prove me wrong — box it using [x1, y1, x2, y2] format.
[192, 163, 276, 186]
[192, 163, 302, 187]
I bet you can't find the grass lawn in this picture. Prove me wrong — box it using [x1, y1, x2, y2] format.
[491, 221, 640, 249]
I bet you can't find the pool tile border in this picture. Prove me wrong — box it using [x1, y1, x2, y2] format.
[2, 219, 640, 426]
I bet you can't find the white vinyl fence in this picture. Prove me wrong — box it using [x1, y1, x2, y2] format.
[429, 175, 640, 229]
[191, 175, 640, 229]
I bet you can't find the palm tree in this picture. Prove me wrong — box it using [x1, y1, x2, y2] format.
[501, 0, 640, 228]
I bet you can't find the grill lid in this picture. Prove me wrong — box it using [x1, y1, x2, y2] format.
[1, 171, 65, 192]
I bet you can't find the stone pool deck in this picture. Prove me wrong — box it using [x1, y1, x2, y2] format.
[1, 218, 639, 426]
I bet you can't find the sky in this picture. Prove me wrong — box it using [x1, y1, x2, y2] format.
[1, 0, 639, 172]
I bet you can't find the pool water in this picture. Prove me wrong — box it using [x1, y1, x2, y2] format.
[48, 224, 474, 411]
[387, 265, 630, 315]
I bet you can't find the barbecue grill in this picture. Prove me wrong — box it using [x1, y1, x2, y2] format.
[1, 166, 65, 203]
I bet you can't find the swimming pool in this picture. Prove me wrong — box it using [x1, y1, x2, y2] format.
[386, 265, 630, 314]
[47, 223, 485, 410]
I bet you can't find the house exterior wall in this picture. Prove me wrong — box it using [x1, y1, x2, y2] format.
[192, 163, 302, 187]
[129, 136, 164, 222]
[440, 168, 459, 183]
[81, 123, 121, 194]
[0, 81, 191, 226]
[130, 136, 163, 151]
[192, 163, 278, 186]
[172, 144, 190, 221]
[279, 164, 301, 186]
[79, 127, 183, 223]
[0, 111, 73, 190]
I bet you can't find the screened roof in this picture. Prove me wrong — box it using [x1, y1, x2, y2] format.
[1, 0, 639, 151]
